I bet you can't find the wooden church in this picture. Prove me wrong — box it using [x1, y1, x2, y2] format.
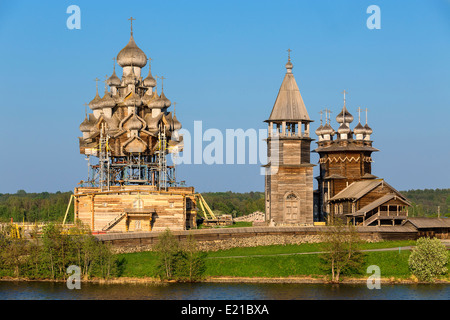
[314, 99, 411, 226]
[264, 53, 410, 227]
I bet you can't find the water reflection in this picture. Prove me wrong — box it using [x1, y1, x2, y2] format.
[0, 281, 448, 300]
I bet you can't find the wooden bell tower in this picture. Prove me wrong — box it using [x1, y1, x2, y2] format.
[264, 51, 314, 225]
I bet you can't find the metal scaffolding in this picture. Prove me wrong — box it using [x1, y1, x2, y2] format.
[82, 124, 177, 189]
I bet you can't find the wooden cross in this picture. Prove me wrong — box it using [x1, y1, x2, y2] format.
[128, 17, 135, 34]
[147, 57, 152, 72]
[365, 107, 369, 124]
[324, 108, 332, 124]
[160, 76, 165, 90]
[83, 103, 88, 118]
[112, 57, 116, 71]
[287, 48, 292, 60]
[104, 75, 109, 91]
[94, 77, 100, 94]
[357, 107, 362, 123]
[173, 102, 177, 115]
[342, 90, 348, 105]
[319, 110, 323, 125]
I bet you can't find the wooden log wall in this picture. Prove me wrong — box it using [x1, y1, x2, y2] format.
[74, 186, 197, 232]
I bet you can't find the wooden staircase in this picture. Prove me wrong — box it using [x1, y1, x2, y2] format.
[363, 214, 379, 226]
[102, 212, 126, 231]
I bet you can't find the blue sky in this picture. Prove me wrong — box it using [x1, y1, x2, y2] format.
[0, 0, 449, 193]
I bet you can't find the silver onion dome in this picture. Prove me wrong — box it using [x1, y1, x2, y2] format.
[107, 70, 121, 87]
[88, 92, 102, 110]
[364, 123, 373, 135]
[79, 117, 92, 132]
[353, 122, 366, 135]
[338, 122, 351, 134]
[321, 123, 335, 136]
[98, 91, 116, 109]
[336, 106, 354, 124]
[143, 64, 156, 87]
[315, 124, 324, 136]
[117, 33, 147, 68]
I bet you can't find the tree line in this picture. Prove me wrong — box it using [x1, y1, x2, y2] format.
[0, 222, 117, 280]
[0, 188, 447, 223]
[401, 188, 450, 217]
[0, 190, 73, 223]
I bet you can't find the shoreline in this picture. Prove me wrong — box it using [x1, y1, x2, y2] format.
[1, 276, 449, 285]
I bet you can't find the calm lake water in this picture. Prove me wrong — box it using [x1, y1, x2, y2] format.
[0, 281, 449, 300]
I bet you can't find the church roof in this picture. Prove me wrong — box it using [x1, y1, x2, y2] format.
[330, 179, 383, 201]
[266, 59, 311, 123]
[329, 179, 409, 203]
[402, 217, 450, 229]
[352, 193, 410, 216]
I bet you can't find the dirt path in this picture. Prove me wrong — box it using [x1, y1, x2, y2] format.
[206, 242, 450, 259]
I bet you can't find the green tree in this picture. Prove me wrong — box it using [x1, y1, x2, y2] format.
[408, 237, 449, 282]
[175, 235, 207, 282]
[319, 219, 365, 282]
[154, 229, 181, 280]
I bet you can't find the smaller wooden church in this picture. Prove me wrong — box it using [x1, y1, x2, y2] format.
[314, 94, 411, 226]
[327, 179, 411, 226]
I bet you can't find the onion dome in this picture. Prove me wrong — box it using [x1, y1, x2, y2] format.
[336, 106, 354, 124]
[285, 49, 293, 73]
[173, 115, 182, 130]
[99, 91, 116, 109]
[128, 113, 143, 131]
[147, 90, 165, 108]
[160, 91, 171, 108]
[338, 123, 351, 134]
[145, 113, 162, 132]
[142, 90, 155, 105]
[143, 63, 156, 87]
[315, 124, 324, 136]
[321, 123, 335, 136]
[79, 117, 92, 132]
[285, 59, 293, 72]
[107, 69, 121, 87]
[124, 91, 142, 107]
[353, 122, 366, 135]
[364, 123, 373, 135]
[88, 91, 102, 110]
[117, 33, 147, 68]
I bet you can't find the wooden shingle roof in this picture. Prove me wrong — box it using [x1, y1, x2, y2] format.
[266, 66, 310, 123]
[329, 179, 410, 204]
[352, 193, 410, 216]
[403, 217, 450, 229]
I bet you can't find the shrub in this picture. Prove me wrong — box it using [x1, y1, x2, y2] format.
[154, 230, 206, 282]
[408, 237, 449, 282]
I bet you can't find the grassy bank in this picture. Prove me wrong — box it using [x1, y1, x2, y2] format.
[117, 240, 426, 280]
